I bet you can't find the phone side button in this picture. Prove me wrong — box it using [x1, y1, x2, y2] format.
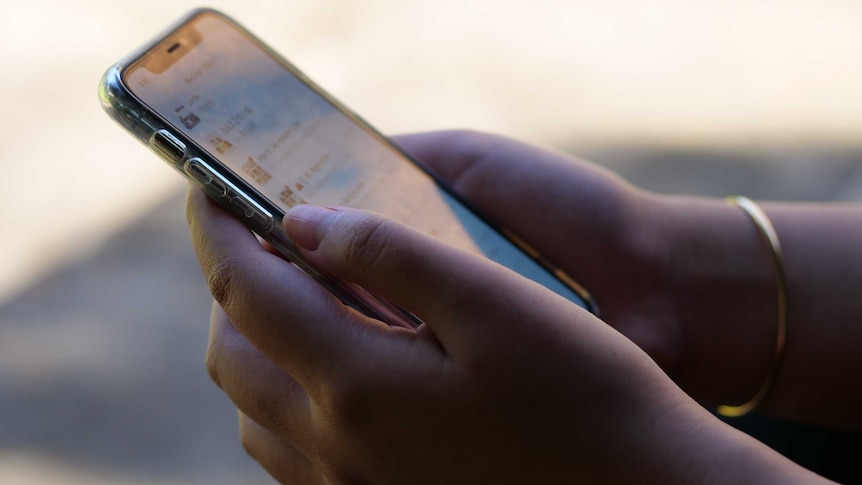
[151, 130, 186, 165]
[187, 162, 212, 183]
[231, 196, 273, 231]
[186, 159, 227, 197]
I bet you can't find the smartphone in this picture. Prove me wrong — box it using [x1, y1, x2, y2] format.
[100, 8, 596, 327]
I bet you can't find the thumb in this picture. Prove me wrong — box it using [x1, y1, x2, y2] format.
[283, 205, 568, 356]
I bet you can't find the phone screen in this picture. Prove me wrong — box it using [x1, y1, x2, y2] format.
[124, 11, 589, 309]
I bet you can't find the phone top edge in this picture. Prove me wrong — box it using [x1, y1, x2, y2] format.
[117, 9, 225, 75]
[99, 8, 288, 217]
[99, 9, 242, 112]
[99, 9, 221, 134]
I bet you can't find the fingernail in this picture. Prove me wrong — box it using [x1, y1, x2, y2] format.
[284, 205, 338, 251]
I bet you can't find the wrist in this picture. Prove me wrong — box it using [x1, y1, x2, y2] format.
[653, 194, 779, 407]
[671, 407, 835, 485]
[609, 384, 824, 485]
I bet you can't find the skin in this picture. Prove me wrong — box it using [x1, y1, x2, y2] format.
[186, 130, 858, 484]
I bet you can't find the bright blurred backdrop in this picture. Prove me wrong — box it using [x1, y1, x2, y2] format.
[1, 0, 861, 483]
[4, 0, 862, 302]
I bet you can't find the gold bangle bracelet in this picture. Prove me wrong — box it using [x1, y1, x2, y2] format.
[717, 196, 788, 418]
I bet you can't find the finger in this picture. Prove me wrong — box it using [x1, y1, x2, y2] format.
[284, 205, 581, 358]
[391, 130, 635, 268]
[389, 130, 497, 178]
[187, 188, 382, 391]
[206, 303, 314, 452]
[238, 411, 326, 485]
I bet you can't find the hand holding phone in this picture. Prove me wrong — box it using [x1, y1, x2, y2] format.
[192, 171, 793, 485]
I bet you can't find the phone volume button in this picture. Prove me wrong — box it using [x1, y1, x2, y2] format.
[185, 158, 273, 232]
[187, 162, 211, 183]
[186, 158, 227, 197]
[230, 195, 273, 231]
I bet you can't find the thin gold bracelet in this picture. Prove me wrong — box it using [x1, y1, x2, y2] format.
[716, 196, 788, 418]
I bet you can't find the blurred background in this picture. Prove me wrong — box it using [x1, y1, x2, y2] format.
[1, 0, 861, 483]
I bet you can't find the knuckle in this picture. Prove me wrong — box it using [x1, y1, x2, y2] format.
[205, 255, 239, 311]
[204, 344, 222, 388]
[339, 217, 395, 274]
[249, 392, 288, 434]
[238, 421, 257, 458]
[450, 127, 489, 141]
[319, 377, 375, 432]
[238, 421, 279, 470]
[184, 189, 200, 227]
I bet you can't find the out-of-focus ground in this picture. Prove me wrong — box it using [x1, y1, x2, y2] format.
[1, 1, 861, 483]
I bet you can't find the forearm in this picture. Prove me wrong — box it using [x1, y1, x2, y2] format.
[761, 203, 862, 428]
[655, 196, 862, 428]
